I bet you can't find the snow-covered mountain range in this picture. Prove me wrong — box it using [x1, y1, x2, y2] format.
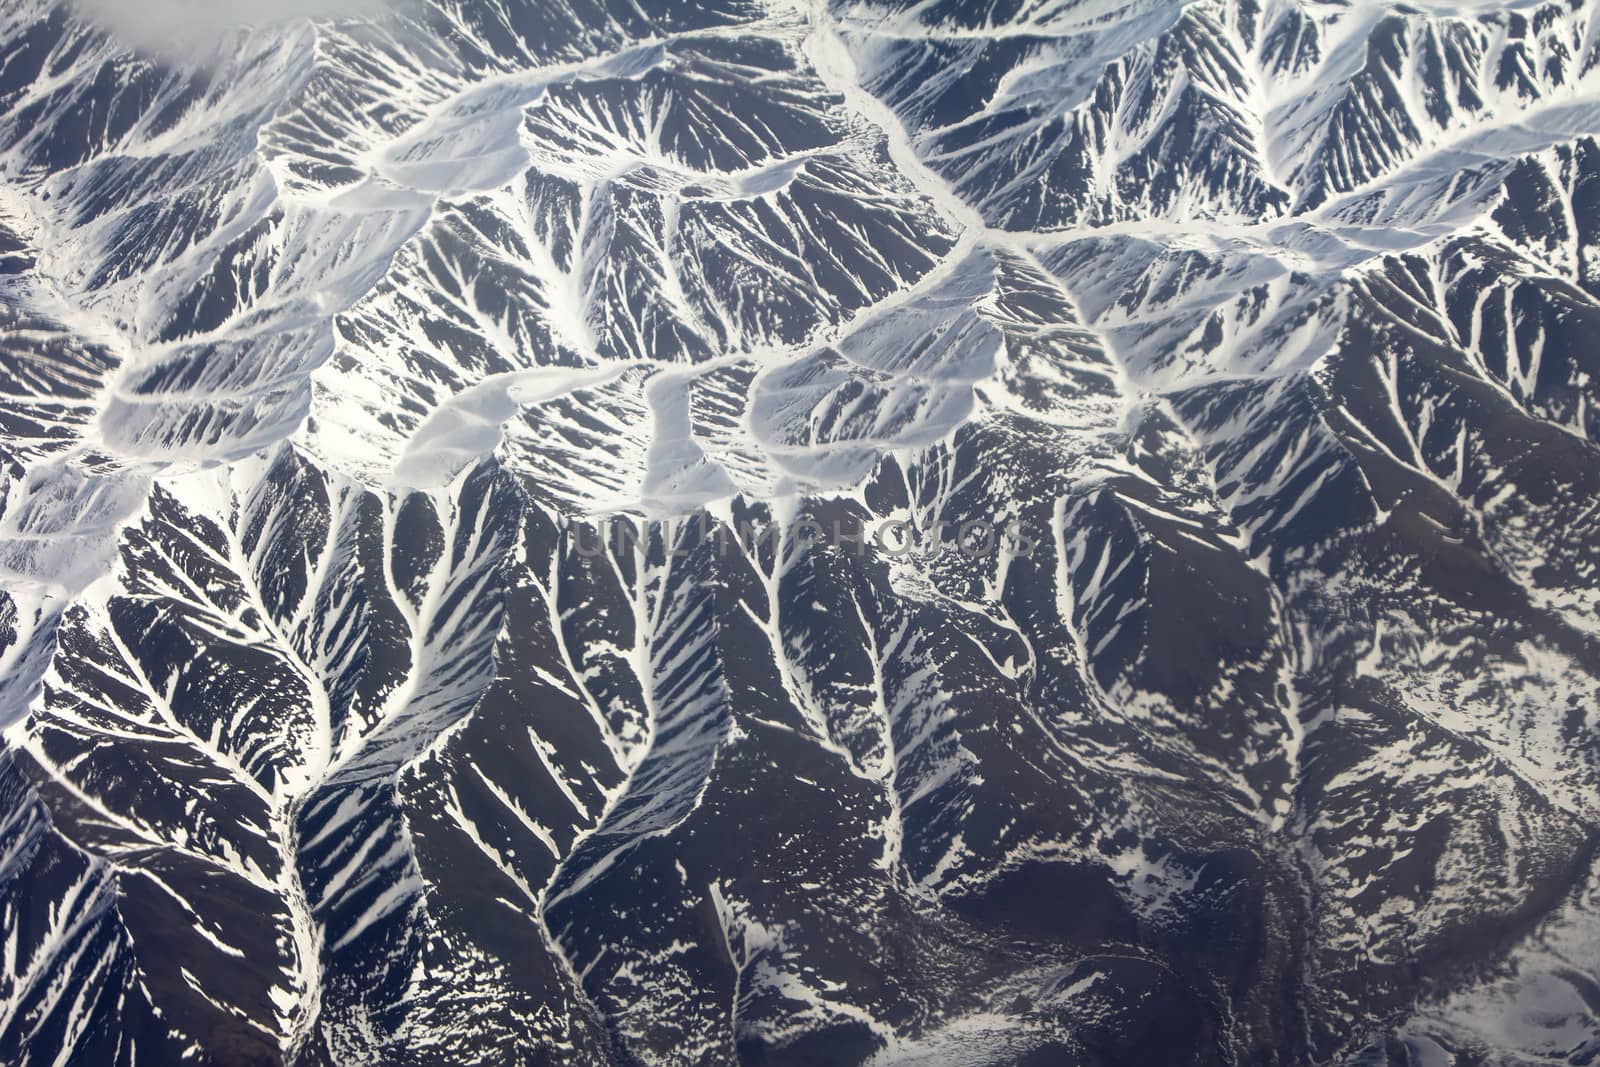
[1, 0, 1599, 1062]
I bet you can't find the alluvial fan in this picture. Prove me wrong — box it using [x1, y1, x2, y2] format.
[0, 0, 1599, 1062]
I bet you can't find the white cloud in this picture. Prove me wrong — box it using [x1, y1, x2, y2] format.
[73, 0, 396, 51]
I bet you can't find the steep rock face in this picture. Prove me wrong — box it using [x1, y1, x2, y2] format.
[0, 0, 1599, 1064]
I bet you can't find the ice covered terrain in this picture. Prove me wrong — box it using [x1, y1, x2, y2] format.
[1, 0, 1600, 1062]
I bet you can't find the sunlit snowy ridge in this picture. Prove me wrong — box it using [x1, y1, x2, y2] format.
[0, 0, 1599, 1063]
